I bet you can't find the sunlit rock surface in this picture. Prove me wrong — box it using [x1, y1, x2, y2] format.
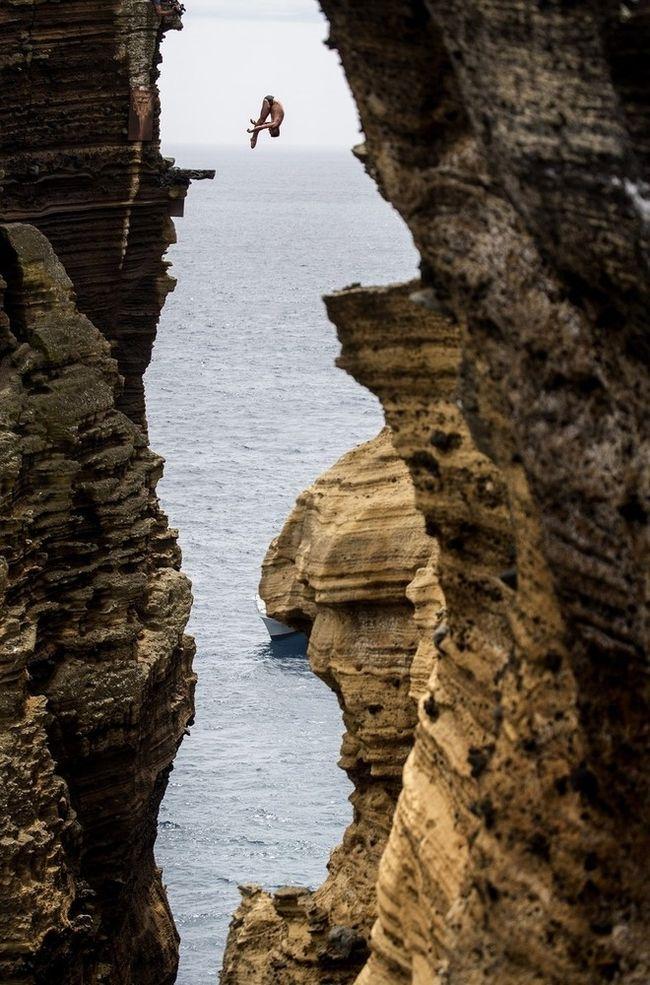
[222, 430, 439, 984]
[330, 282, 572, 985]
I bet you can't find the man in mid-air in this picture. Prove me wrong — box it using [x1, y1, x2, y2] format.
[247, 95, 285, 149]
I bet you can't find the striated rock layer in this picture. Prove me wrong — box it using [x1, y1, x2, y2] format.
[0, 0, 211, 429]
[330, 281, 573, 984]
[225, 1, 649, 982]
[222, 430, 439, 985]
[315, 1, 648, 981]
[0, 224, 195, 982]
[0, 3, 206, 982]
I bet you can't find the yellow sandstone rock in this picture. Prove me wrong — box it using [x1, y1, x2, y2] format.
[222, 429, 440, 985]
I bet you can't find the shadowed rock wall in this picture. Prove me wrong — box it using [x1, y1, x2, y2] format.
[0, 223, 195, 983]
[0, 3, 205, 981]
[0, 0, 202, 428]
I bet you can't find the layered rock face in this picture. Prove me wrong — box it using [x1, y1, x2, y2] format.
[329, 282, 571, 984]
[225, 2, 648, 983]
[0, 223, 195, 984]
[315, 2, 648, 982]
[0, 0, 206, 428]
[0, 3, 203, 982]
[222, 430, 439, 984]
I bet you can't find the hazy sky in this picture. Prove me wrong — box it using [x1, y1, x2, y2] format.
[159, 0, 362, 148]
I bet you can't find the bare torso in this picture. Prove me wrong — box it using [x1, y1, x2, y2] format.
[248, 96, 285, 147]
[269, 99, 284, 126]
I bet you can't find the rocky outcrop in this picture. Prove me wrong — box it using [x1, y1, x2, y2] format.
[221, 280, 502, 985]
[329, 281, 575, 984]
[0, 3, 206, 981]
[0, 0, 212, 429]
[222, 430, 439, 984]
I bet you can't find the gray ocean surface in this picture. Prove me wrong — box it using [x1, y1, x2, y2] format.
[147, 145, 418, 984]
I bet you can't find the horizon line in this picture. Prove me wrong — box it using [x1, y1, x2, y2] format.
[161, 141, 362, 152]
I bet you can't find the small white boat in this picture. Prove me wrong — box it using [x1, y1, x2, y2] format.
[256, 593, 298, 639]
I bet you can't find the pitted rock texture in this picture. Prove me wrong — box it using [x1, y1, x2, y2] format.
[308, 0, 648, 979]
[0, 223, 195, 983]
[329, 282, 581, 984]
[0, 0, 207, 428]
[221, 430, 439, 985]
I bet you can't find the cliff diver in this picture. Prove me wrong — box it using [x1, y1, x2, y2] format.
[247, 95, 285, 149]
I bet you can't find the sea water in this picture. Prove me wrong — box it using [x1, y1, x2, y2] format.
[147, 145, 418, 984]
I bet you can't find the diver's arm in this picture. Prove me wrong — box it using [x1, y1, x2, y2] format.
[247, 121, 277, 134]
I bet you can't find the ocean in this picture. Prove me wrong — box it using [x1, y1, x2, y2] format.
[146, 145, 418, 983]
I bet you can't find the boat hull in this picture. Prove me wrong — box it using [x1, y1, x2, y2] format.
[256, 595, 299, 639]
[259, 613, 299, 639]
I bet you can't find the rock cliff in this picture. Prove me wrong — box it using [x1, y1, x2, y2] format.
[0, 3, 206, 981]
[222, 430, 439, 984]
[0, 222, 194, 984]
[317, 1, 649, 978]
[224, 2, 649, 983]
[0, 0, 210, 428]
